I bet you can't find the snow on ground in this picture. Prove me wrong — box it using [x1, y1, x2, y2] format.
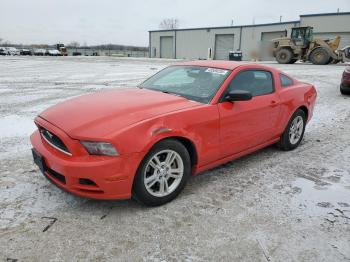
[0, 56, 349, 261]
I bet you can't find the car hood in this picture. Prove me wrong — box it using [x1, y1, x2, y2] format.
[39, 88, 200, 139]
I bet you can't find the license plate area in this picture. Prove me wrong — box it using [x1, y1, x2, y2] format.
[32, 148, 46, 174]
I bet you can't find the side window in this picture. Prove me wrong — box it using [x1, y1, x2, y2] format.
[280, 74, 294, 87]
[228, 70, 274, 97]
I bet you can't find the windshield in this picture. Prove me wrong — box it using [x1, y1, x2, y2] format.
[139, 66, 231, 103]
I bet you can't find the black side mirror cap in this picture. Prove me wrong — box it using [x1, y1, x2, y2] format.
[225, 90, 253, 102]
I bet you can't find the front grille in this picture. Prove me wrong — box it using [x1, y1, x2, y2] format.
[39, 127, 71, 156]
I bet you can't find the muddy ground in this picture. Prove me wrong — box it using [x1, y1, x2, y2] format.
[0, 57, 349, 261]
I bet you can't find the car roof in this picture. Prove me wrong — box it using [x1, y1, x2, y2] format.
[175, 60, 244, 70]
[174, 60, 277, 72]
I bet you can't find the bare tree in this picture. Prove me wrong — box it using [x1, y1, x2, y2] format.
[159, 18, 179, 30]
[69, 41, 80, 48]
[69, 41, 80, 51]
[2, 40, 11, 46]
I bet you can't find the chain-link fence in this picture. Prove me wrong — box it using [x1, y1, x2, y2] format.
[67, 48, 148, 57]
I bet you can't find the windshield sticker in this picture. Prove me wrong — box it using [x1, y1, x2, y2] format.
[205, 68, 228, 75]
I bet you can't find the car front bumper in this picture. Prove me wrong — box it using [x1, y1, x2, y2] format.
[30, 128, 143, 200]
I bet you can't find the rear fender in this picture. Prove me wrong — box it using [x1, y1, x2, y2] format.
[278, 84, 316, 133]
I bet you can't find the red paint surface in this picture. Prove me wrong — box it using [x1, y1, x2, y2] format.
[341, 66, 350, 85]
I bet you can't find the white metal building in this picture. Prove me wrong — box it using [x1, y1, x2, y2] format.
[149, 12, 350, 61]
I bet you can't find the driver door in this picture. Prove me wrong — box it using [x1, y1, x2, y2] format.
[218, 69, 281, 158]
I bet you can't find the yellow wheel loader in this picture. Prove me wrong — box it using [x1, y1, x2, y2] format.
[56, 43, 68, 56]
[271, 26, 350, 65]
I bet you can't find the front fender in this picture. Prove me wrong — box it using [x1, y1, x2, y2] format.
[111, 104, 220, 168]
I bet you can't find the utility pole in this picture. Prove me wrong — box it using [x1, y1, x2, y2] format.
[280, 16, 282, 23]
[231, 19, 234, 26]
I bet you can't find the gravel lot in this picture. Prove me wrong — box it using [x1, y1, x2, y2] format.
[0, 56, 349, 261]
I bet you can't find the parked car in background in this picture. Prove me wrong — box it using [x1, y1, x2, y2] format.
[20, 49, 33, 56]
[340, 67, 350, 95]
[0, 47, 7, 56]
[33, 49, 46, 56]
[45, 49, 61, 56]
[4, 47, 20, 55]
[30, 61, 317, 206]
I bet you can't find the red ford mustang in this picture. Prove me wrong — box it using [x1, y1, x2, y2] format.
[30, 61, 317, 206]
[340, 66, 350, 95]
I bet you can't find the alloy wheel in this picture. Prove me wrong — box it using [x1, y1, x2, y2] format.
[289, 116, 304, 145]
[144, 150, 184, 197]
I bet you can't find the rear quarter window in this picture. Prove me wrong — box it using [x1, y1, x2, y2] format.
[280, 74, 294, 87]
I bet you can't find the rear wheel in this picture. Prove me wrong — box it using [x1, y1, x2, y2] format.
[132, 139, 191, 206]
[277, 109, 306, 151]
[276, 48, 293, 64]
[309, 48, 330, 65]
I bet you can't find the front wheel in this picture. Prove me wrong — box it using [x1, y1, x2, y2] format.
[309, 48, 330, 65]
[132, 139, 191, 206]
[277, 109, 306, 151]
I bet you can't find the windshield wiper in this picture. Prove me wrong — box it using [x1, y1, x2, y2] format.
[146, 88, 188, 99]
[160, 90, 182, 97]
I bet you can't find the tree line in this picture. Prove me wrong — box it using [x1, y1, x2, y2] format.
[0, 38, 147, 51]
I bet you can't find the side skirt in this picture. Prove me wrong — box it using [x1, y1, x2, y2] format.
[193, 137, 280, 175]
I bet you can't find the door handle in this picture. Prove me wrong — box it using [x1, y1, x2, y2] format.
[270, 100, 279, 107]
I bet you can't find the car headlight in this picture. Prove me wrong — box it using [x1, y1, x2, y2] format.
[81, 141, 119, 156]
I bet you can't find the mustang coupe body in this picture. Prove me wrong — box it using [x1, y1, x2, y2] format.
[30, 61, 317, 206]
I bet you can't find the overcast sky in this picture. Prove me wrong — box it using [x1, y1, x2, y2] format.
[0, 0, 349, 46]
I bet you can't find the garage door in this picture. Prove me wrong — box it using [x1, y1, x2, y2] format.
[160, 36, 174, 58]
[261, 31, 287, 60]
[314, 32, 350, 49]
[214, 34, 234, 60]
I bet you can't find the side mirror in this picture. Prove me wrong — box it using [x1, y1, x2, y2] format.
[224, 90, 252, 102]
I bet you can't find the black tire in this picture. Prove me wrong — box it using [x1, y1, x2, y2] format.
[289, 59, 297, 64]
[277, 109, 306, 151]
[340, 85, 350, 95]
[326, 57, 334, 64]
[132, 139, 191, 206]
[276, 48, 293, 64]
[309, 48, 330, 65]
